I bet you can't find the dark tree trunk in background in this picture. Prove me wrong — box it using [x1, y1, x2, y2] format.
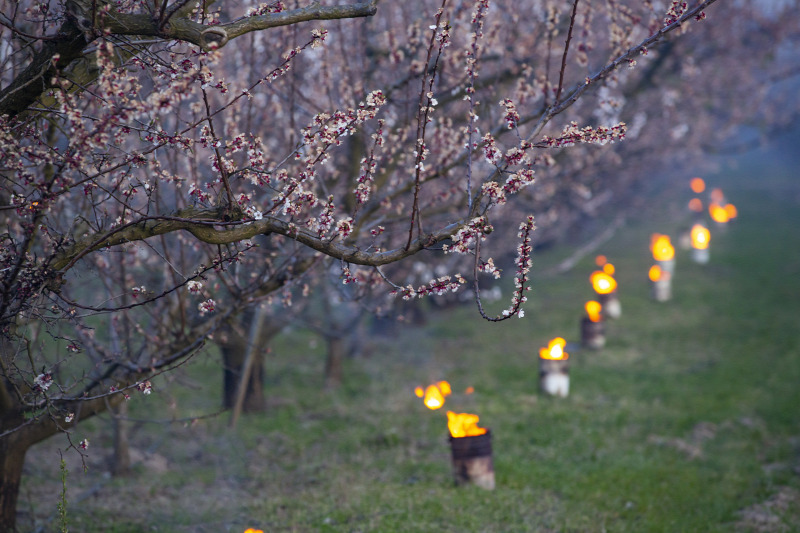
[219, 310, 282, 413]
[324, 336, 346, 388]
[111, 401, 131, 476]
[0, 427, 28, 532]
[222, 341, 266, 412]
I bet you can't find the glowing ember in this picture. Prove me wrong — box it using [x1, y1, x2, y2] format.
[595, 255, 607, 267]
[690, 224, 710, 250]
[447, 410, 488, 438]
[539, 337, 569, 360]
[709, 203, 730, 223]
[688, 198, 703, 212]
[417, 381, 451, 410]
[650, 234, 675, 262]
[724, 203, 738, 219]
[585, 301, 602, 323]
[690, 177, 706, 194]
[602, 263, 615, 276]
[590, 271, 617, 295]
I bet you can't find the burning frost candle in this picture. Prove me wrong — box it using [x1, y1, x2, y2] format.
[649, 264, 672, 302]
[581, 300, 606, 350]
[538, 337, 569, 397]
[447, 411, 495, 490]
[590, 257, 621, 318]
[690, 223, 711, 264]
[650, 234, 675, 301]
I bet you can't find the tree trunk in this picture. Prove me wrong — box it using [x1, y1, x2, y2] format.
[219, 311, 281, 413]
[324, 336, 346, 388]
[111, 401, 131, 476]
[0, 426, 29, 532]
[0, 386, 126, 531]
[222, 343, 266, 412]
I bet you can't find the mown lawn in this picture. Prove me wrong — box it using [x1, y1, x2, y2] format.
[20, 133, 800, 532]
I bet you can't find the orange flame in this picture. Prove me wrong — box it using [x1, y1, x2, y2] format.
[539, 337, 569, 360]
[688, 198, 703, 212]
[650, 234, 675, 262]
[690, 224, 710, 250]
[447, 410, 488, 438]
[724, 203, 738, 219]
[244, 529, 264, 533]
[602, 263, 615, 276]
[690, 177, 706, 194]
[595, 255, 607, 267]
[709, 203, 730, 223]
[585, 301, 602, 323]
[590, 271, 617, 295]
[648, 265, 661, 282]
[417, 381, 451, 410]
[648, 265, 672, 282]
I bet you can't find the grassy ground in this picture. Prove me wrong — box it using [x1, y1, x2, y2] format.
[19, 133, 800, 532]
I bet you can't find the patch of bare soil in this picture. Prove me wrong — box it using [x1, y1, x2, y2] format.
[733, 486, 800, 533]
[647, 421, 718, 459]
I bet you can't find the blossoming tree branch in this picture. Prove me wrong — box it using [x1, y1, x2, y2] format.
[2, 0, 798, 529]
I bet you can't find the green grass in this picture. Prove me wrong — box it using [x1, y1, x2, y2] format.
[19, 134, 800, 532]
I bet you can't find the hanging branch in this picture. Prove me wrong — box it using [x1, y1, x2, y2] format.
[406, 0, 449, 250]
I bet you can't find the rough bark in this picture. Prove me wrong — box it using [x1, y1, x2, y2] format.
[324, 336, 346, 388]
[0, 1, 379, 118]
[111, 401, 131, 476]
[0, 419, 28, 532]
[220, 311, 281, 413]
[221, 339, 266, 412]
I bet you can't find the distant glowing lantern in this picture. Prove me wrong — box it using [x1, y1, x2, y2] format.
[590, 270, 621, 318]
[581, 301, 605, 350]
[595, 255, 607, 267]
[539, 337, 569, 396]
[710, 187, 725, 204]
[690, 224, 711, 264]
[650, 234, 675, 262]
[585, 301, 602, 323]
[447, 410, 494, 490]
[688, 198, 703, 212]
[649, 264, 672, 302]
[648, 265, 663, 282]
[709, 203, 729, 224]
[590, 271, 617, 295]
[724, 203, 738, 219]
[416, 381, 451, 410]
[464, 386, 475, 395]
[690, 224, 710, 250]
[690, 177, 706, 194]
[539, 337, 568, 360]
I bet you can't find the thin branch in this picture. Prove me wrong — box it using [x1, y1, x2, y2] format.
[555, 0, 580, 105]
